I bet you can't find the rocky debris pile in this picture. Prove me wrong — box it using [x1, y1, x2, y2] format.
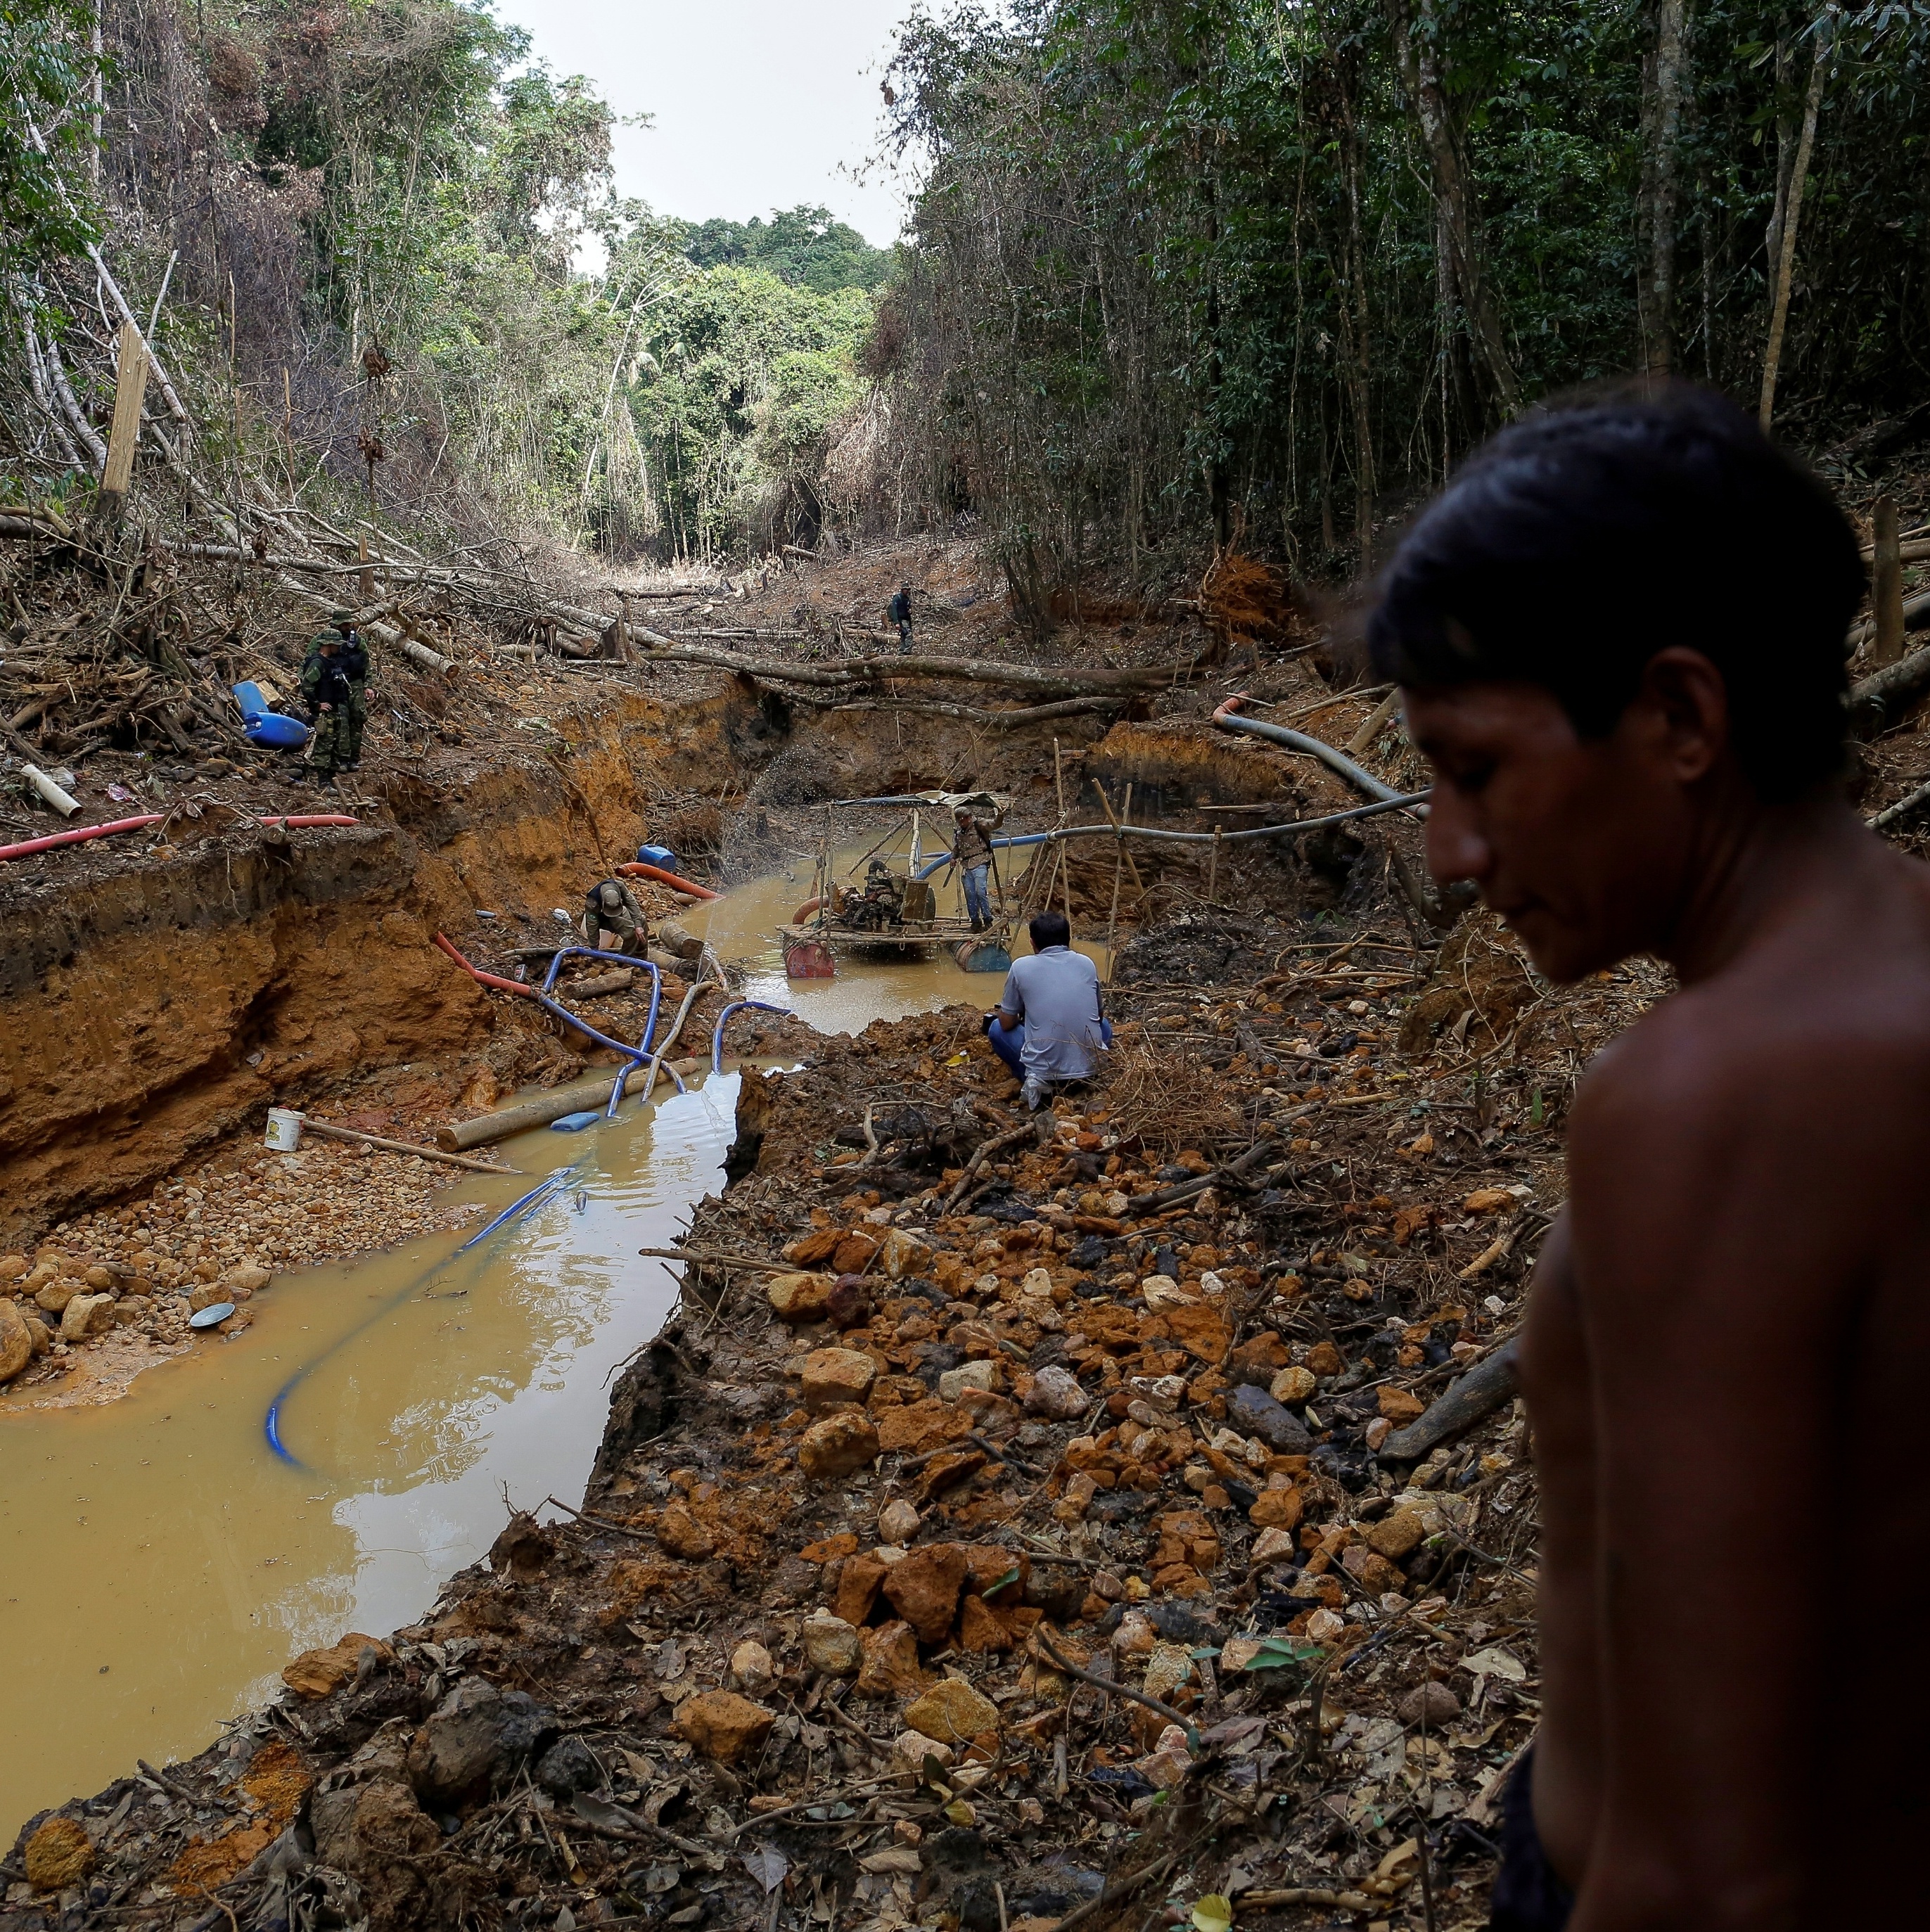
[3, 914, 1656, 1931]
[0, 1142, 486, 1400]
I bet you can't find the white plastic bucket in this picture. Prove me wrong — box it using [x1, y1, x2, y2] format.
[264, 1107, 304, 1152]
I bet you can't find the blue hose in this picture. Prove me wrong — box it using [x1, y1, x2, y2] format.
[264, 1157, 592, 1466]
[537, 946, 662, 1117]
[912, 794, 1429, 880]
[711, 999, 792, 1073]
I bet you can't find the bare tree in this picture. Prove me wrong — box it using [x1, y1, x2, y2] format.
[1386, 0, 1520, 414]
[1759, 26, 1829, 430]
[1635, 0, 1689, 375]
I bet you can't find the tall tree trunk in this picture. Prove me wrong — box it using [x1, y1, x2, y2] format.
[1387, 0, 1520, 414]
[1759, 34, 1827, 431]
[1338, 58, 1376, 568]
[1635, 0, 1689, 375]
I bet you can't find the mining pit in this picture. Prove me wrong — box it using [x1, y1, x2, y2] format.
[0, 560, 1647, 1932]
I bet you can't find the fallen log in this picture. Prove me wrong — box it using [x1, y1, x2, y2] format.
[1376, 1334, 1521, 1462]
[437, 1061, 679, 1149]
[294, 1116, 518, 1175]
[793, 694, 1130, 729]
[622, 634, 1169, 698]
[1849, 627, 1930, 727]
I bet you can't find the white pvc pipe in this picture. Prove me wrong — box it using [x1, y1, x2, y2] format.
[21, 765, 80, 817]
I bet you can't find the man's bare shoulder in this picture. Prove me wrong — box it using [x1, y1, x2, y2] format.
[1573, 855, 1930, 1239]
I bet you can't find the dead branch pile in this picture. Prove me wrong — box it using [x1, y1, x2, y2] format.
[1097, 1025, 1244, 1156]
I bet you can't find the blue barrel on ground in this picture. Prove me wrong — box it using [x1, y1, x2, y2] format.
[231, 681, 310, 749]
[637, 843, 677, 872]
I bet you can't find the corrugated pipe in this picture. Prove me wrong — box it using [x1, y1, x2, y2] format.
[712, 999, 793, 1073]
[0, 812, 359, 862]
[911, 790, 1429, 880]
[433, 934, 677, 1111]
[615, 860, 720, 901]
[1210, 693, 1414, 807]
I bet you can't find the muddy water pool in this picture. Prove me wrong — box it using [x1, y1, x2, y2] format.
[0, 849, 1106, 1838]
[689, 841, 1106, 1035]
[0, 1077, 739, 1838]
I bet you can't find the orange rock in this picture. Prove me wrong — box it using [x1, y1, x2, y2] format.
[855, 1619, 931, 1699]
[1305, 1341, 1345, 1378]
[800, 1346, 878, 1412]
[656, 1502, 716, 1561]
[875, 1399, 971, 1455]
[1377, 1386, 1425, 1425]
[672, 1689, 777, 1763]
[1164, 1303, 1229, 1362]
[1340, 1544, 1405, 1594]
[831, 1233, 879, 1274]
[801, 1532, 859, 1563]
[833, 1549, 892, 1625]
[784, 1228, 843, 1266]
[919, 1449, 988, 1497]
[280, 1632, 395, 1700]
[960, 1544, 1028, 1603]
[883, 1542, 969, 1642]
[798, 1410, 881, 1481]
[768, 1272, 836, 1322]
[958, 1592, 1016, 1652]
[1365, 1508, 1427, 1561]
[1153, 1563, 1212, 1597]
[1249, 1488, 1305, 1532]
[1463, 1188, 1515, 1214]
[1225, 1333, 1289, 1384]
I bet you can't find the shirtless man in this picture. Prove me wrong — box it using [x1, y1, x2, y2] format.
[1368, 385, 1907, 1930]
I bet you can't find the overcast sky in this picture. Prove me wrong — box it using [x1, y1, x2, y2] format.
[490, 0, 921, 247]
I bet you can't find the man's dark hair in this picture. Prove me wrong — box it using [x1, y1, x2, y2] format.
[1030, 910, 1071, 950]
[1367, 383, 1865, 800]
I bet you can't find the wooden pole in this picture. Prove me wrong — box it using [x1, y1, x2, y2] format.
[1873, 497, 1905, 668]
[358, 532, 376, 606]
[95, 322, 150, 521]
[1345, 687, 1401, 757]
[1208, 826, 1222, 902]
[1105, 827, 1124, 983]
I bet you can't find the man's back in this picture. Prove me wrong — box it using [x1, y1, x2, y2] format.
[1001, 945, 1101, 1080]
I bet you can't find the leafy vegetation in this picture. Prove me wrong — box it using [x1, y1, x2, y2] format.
[678, 205, 894, 295]
[876, 0, 1930, 606]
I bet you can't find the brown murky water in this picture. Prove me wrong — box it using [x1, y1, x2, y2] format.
[0, 847, 1106, 1838]
[689, 839, 1108, 1035]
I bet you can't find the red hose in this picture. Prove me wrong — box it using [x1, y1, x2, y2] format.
[615, 861, 719, 901]
[433, 932, 538, 999]
[0, 812, 359, 864]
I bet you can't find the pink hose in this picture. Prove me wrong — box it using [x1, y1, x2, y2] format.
[615, 861, 719, 900]
[0, 812, 359, 863]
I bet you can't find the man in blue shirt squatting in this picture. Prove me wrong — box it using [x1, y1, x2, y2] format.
[983, 910, 1113, 1111]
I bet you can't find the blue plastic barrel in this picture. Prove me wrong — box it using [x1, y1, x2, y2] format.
[231, 682, 311, 750]
[637, 843, 677, 872]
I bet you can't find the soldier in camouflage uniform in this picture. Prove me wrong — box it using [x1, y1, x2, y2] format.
[299, 634, 353, 785]
[332, 610, 369, 771]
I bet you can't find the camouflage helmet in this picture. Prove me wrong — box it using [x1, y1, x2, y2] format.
[328, 608, 354, 627]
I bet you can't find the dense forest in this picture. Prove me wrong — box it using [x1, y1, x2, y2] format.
[0, 0, 1925, 584]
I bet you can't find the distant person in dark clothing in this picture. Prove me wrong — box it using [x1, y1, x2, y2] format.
[888, 584, 914, 653]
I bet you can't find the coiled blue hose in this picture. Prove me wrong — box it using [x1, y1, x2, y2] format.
[540, 946, 663, 1115]
[711, 999, 792, 1073]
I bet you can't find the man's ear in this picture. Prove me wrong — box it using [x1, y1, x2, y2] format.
[1631, 647, 1730, 784]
